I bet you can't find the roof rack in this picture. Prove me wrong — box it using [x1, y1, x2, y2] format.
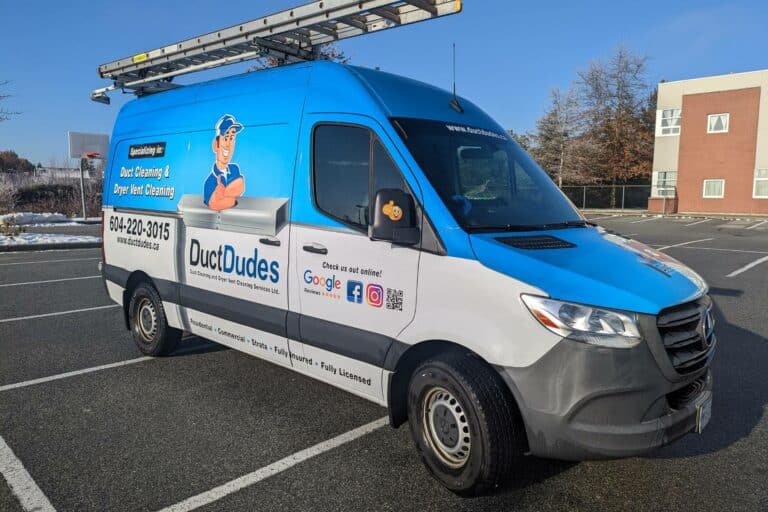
[91, 0, 462, 104]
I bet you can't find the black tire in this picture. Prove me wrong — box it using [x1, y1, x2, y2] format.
[407, 351, 526, 496]
[128, 282, 182, 356]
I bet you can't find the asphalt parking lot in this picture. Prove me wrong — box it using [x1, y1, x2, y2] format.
[1, 215, 767, 511]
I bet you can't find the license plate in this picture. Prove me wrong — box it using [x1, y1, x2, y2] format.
[696, 395, 712, 434]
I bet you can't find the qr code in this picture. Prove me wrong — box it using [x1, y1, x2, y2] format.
[386, 288, 403, 311]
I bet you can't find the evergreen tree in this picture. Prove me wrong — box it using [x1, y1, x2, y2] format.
[507, 129, 533, 152]
[576, 46, 653, 186]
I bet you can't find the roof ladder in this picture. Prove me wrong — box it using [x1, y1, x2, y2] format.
[91, 0, 462, 104]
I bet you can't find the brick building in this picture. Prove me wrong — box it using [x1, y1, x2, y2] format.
[648, 69, 768, 215]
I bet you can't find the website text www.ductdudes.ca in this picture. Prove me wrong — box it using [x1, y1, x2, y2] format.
[116, 235, 160, 251]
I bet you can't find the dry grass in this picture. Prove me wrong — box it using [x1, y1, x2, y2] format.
[0, 173, 103, 217]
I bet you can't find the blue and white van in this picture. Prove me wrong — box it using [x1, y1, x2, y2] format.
[101, 61, 716, 494]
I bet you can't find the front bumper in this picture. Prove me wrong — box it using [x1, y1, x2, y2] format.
[498, 312, 715, 461]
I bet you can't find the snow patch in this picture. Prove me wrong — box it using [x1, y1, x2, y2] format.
[0, 212, 68, 225]
[0, 233, 102, 247]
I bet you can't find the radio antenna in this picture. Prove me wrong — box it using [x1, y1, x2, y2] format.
[450, 42, 464, 113]
[452, 42, 457, 97]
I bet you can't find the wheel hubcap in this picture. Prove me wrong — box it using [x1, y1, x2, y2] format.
[422, 387, 471, 468]
[135, 298, 157, 343]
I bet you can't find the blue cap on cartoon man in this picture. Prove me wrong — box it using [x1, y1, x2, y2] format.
[204, 114, 246, 211]
[215, 114, 244, 137]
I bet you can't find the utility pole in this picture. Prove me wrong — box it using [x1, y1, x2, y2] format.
[79, 156, 87, 219]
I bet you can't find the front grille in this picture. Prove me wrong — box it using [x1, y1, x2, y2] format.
[657, 298, 716, 374]
[495, 235, 576, 250]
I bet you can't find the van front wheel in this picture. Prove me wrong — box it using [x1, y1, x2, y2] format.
[407, 352, 525, 496]
[128, 282, 181, 356]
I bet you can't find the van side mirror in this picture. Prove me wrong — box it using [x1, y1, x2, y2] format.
[370, 189, 420, 246]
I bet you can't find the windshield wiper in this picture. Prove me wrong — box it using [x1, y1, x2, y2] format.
[539, 220, 589, 230]
[467, 220, 588, 233]
[466, 224, 540, 233]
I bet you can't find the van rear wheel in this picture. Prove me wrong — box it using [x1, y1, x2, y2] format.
[128, 282, 181, 356]
[407, 351, 526, 496]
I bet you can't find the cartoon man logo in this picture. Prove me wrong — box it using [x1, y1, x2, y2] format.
[382, 200, 403, 222]
[204, 114, 246, 211]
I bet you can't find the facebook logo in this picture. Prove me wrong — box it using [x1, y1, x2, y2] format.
[347, 280, 363, 304]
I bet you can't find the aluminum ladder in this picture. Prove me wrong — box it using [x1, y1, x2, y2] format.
[91, 0, 462, 103]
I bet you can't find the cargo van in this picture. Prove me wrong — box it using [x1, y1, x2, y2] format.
[100, 60, 716, 493]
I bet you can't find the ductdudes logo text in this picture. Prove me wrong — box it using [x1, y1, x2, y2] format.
[189, 239, 279, 283]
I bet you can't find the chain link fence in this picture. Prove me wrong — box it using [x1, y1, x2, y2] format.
[560, 185, 651, 210]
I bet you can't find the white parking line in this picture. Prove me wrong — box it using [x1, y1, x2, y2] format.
[745, 220, 768, 230]
[0, 257, 99, 267]
[726, 255, 768, 278]
[0, 357, 151, 393]
[630, 216, 660, 224]
[678, 246, 768, 255]
[0, 275, 100, 288]
[0, 435, 56, 512]
[0, 341, 204, 393]
[158, 417, 388, 512]
[657, 238, 714, 251]
[586, 215, 618, 221]
[0, 304, 119, 324]
[685, 219, 712, 227]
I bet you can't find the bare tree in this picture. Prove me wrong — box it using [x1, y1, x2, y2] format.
[0, 81, 20, 123]
[248, 43, 349, 71]
[531, 88, 590, 186]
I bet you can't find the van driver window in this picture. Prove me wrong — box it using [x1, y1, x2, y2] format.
[314, 125, 407, 230]
[373, 139, 405, 194]
[313, 125, 371, 229]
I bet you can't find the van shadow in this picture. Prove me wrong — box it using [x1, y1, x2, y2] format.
[498, 457, 576, 493]
[173, 335, 231, 357]
[645, 292, 768, 459]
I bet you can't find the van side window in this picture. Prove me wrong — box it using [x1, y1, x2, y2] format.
[313, 125, 371, 229]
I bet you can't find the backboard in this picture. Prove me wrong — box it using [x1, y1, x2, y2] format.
[68, 132, 110, 159]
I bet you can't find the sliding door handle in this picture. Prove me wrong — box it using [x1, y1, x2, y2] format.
[302, 243, 328, 255]
[259, 237, 281, 247]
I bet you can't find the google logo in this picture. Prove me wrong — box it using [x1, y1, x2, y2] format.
[303, 269, 341, 292]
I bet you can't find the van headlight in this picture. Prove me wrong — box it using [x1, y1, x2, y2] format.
[521, 295, 642, 348]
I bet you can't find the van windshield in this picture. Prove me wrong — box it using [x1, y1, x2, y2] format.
[392, 118, 584, 232]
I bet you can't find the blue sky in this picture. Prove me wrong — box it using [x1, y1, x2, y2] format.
[1, 0, 766, 165]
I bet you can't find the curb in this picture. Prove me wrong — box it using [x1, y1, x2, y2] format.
[0, 242, 102, 253]
[582, 210, 768, 221]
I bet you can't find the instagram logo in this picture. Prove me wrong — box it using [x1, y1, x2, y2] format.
[366, 284, 384, 308]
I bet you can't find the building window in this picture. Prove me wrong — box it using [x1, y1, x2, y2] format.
[707, 113, 729, 134]
[702, 179, 725, 199]
[653, 170, 677, 197]
[754, 169, 768, 199]
[656, 109, 682, 136]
